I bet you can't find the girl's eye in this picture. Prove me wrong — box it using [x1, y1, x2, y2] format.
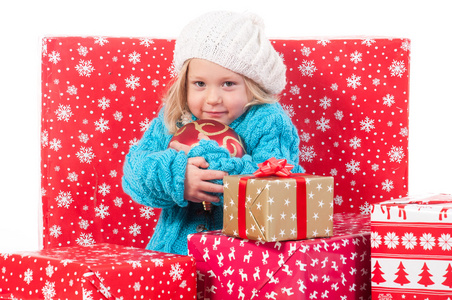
[223, 81, 235, 87]
[194, 81, 205, 88]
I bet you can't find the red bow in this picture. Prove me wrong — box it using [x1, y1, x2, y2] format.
[253, 157, 294, 177]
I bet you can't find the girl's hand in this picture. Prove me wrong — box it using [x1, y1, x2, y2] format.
[169, 140, 192, 153]
[184, 157, 227, 204]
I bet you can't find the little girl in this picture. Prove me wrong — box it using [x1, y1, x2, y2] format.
[122, 10, 304, 255]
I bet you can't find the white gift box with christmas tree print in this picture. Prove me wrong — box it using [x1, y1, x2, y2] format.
[371, 194, 452, 299]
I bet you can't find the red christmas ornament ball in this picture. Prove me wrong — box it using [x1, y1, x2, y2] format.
[170, 119, 245, 158]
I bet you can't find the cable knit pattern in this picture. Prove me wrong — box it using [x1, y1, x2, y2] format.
[122, 102, 304, 255]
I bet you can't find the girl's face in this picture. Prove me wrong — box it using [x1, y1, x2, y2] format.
[186, 59, 252, 125]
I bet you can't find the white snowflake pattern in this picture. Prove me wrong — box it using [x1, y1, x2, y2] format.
[109, 83, 117, 91]
[140, 206, 155, 219]
[48, 51, 61, 64]
[140, 118, 151, 132]
[361, 38, 376, 47]
[349, 137, 361, 149]
[401, 232, 417, 250]
[168, 64, 178, 78]
[55, 104, 73, 122]
[384, 232, 399, 249]
[345, 159, 360, 175]
[289, 85, 300, 95]
[169, 263, 184, 281]
[346, 74, 362, 89]
[78, 133, 89, 143]
[401, 39, 411, 51]
[126, 260, 142, 269]
[315, 116, 331, 132]
[388, 146, 405, 163]
[299, 145, 317, 163]
[94, 37, 109, 46]
[139, 38, 154, 47]
[94, 117, 110, 133]
[83, 288, 94, 300]
[129, 223, 141, 237]
[67, 85, 77, 95]
[334, 195, 343, 206]
[49, 225, 62, 238]
[334, 110, 344, 121]
[151, 258, 164, 267]
[420, 233, 435, 250]
[113, 111, 123, 121]
[133, 282, 141, 292]
[359, 202, 372, 215]
[298, 60, 317, 77]
[113, 197, 123, 207]
[46, 264, 54, 278]
[281, 103, 295, 118]
[41, 130, 49, 147]
[42, 281, 56, 300]
[98, 183, 111, 196]
[79, 219, 89, 230]
[389, 60, 407, 77]
[439, 233, 452, 251]
[98, 97, 110, 110]
[360, 117, 375, 133]
[300, 46, 311, 56]
[128, 51, 141, 64]
[381, 179, 394, 192]
[317, 39, 331, 46]
[151, 79, 159, 87]
[55, 191, 73, 208]
[300, 132, 310, 143]
[75, 59, 95, 77]
[382, 94, 395, 107]
[125, 75, 141, 90]
[350, 50, 362, 64]
[330, 83, 338, 91]
[95, 204, 110, 219]
[76, 146, 95, 163]
[24, 268, 33, 284]
[76, 233, 95, 246]
[77, 45, 88, 56]
[371, 232, 382, 248]
[49, 138, 62, 151]
[319, 96, 332, 109]
[399, 127, 408, 137]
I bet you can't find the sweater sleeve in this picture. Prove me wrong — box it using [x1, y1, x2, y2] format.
[122, 111, 188, 209]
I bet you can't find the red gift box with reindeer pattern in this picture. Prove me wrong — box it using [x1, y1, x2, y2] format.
[371, 194, 452, 299]
[188, 213, 371, 300]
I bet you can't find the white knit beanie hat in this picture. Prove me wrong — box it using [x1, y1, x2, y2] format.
[174, 11, 286, 95]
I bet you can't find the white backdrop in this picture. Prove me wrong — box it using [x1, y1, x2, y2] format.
[1, 0, 451, 251]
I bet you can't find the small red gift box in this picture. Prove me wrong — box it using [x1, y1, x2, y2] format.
[0, 243, 196, 300]
[371, 194, 452, 299]
[223, 158, 334, 242]
[189, 213, 371, 299]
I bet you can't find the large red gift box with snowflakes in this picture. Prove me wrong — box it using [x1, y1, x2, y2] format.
[371, 194, 452, 299]
[188, 213, 371, 299]
[38, 37, 409, 249]
[0, 243, 196, 300]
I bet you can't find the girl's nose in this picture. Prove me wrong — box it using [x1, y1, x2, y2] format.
[206, 88, 222, 105]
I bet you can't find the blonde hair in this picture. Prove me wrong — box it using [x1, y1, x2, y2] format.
[163, 59, 280, 134]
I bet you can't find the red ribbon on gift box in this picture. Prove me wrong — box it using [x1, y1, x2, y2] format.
[238, 158, 308, 240]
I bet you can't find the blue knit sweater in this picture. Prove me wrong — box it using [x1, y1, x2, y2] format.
[122, 103, 304, 255]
